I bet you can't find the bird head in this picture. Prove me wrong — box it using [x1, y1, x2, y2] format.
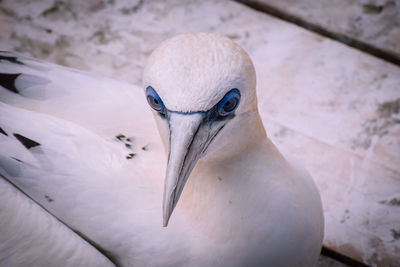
[143, 33, 257, 226]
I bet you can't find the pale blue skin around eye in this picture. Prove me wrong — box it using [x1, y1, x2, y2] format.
[217, 89, 240, 116]
[145, 86, 240, 117]
[146, 86, 166, 114]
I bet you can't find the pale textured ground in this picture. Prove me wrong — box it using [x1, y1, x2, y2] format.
[239, 0, 400, 62]
[1, 0, 399, 266]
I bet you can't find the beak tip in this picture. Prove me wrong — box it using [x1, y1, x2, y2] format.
[163, 215, 170, 227]
[163, 190, 175, 228]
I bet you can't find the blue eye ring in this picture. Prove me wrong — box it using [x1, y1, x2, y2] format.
[217, 89, 241, 116]
[146, 86, 166, 113]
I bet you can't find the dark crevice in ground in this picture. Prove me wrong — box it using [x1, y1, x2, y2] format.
[321, 246, 370, 267]
[235, 0, 400, 66]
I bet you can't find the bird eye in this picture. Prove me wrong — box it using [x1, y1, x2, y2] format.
[146, 86, 166, 113]
[217, 89, 240, 116]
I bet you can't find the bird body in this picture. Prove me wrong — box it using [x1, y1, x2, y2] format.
[0, 33, 324, 266]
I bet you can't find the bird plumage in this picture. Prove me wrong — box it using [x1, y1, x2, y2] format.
[0, 33, 324, 267]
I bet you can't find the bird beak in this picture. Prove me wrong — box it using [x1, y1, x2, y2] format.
[162, 112, 221, 226]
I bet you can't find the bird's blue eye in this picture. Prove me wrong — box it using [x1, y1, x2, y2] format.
[146, 86, 166, 113]
[217, 89, 240, 116]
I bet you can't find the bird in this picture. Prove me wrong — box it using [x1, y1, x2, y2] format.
[0, 33, 324, 267]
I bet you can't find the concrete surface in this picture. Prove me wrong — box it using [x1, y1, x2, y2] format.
[1, 0, 399, 266]
[238, 0, 400, 63]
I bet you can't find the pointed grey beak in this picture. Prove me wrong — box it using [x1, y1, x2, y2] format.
[162, 112, 224, 226]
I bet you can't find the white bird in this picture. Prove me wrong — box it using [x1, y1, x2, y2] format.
[0, 33, 324, 267]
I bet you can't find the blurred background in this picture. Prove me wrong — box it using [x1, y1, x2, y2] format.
[0, 0, 399, 266]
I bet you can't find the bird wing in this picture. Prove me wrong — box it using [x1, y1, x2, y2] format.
[0, 51, 166, 265]
[0, 51, 157, 137]
[0, 174, 115, 267]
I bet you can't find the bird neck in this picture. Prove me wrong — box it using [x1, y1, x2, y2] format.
[177, 109, 286, 240]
